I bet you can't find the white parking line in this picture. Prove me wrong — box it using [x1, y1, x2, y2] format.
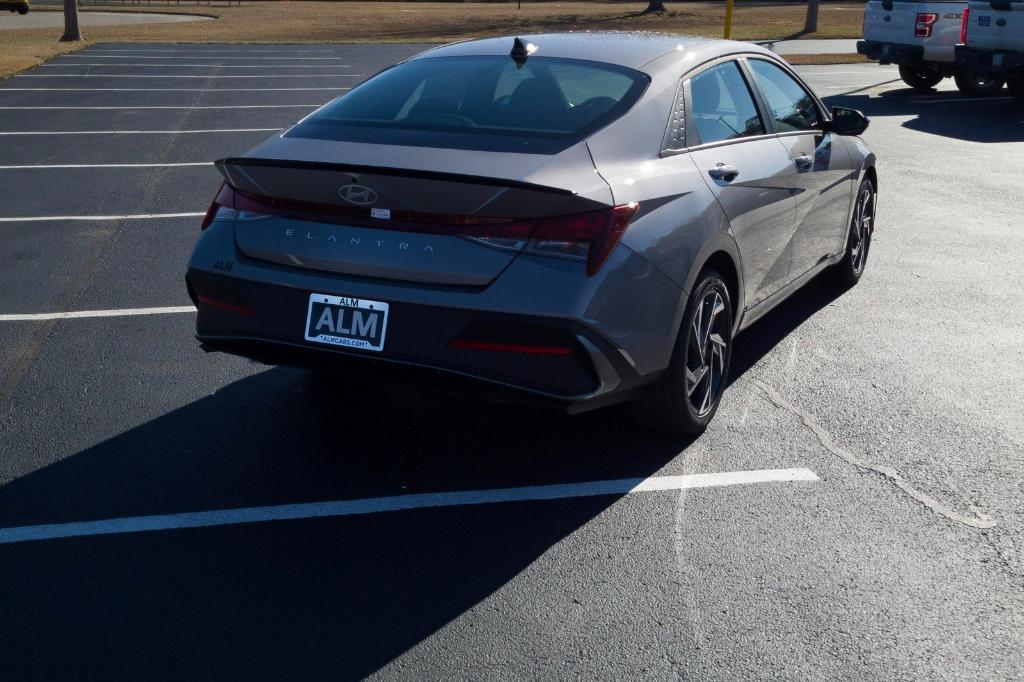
[16, 74, 360, 79]
[0, 162, 211, 169]
[0, 88, 347, 92]
[0, 128, 278, 136]
[0, 212, 204, 223]
[41, 63, 356, 69]
[0, 105, 320, 110]
[0, 306, 196, 322]
[62, 55, 348, 61]
[80, 49, 345, 55]
[0, 468, 819, 544]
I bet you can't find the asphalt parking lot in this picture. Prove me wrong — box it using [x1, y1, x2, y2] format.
[1, 44, 1023, 680]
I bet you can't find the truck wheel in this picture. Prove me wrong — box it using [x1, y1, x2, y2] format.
[899, 65, 943, 91]
[1008, 76, 1024, 104]
[17, 4, 28, 13]
[954, 71, 1005, 96]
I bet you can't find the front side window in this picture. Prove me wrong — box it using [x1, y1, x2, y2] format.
[688, 61, 765, 146]
[748, 60, 821, 133]
[286, 56, 649, 155]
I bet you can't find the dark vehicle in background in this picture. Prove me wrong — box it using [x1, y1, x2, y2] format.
[956, 0, 1024, 102]
[1, 0, 29, 14]
[859, 0, 1004, 94]
[187, 33, 877, 434]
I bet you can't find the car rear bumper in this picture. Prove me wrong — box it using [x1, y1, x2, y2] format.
[191, 268, 654, 407]
[857, 40, 956, 65]
[955, 46, 1024, 74]
[184, 216, 687, 409]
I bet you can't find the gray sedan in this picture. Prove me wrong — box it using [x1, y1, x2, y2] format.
[186, 32, 876, 434]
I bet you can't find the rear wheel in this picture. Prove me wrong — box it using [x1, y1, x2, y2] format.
[899, 65, 943, 91]
[953, 70, 1005, 96]
[833, 178, 876, 287]
[16, 3, 28, 14]
[633, 269, 733, 435]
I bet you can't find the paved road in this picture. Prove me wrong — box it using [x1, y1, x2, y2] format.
[0, 9, 212, 29]
[0, 46, 1022, 680]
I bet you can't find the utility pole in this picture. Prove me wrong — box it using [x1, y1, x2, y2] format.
[61, 0, 84, 42]
[804, 0, 820, 34]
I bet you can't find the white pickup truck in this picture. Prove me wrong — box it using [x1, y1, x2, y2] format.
[956, 1, 1024, 101]
[858, 0, 1005, 94]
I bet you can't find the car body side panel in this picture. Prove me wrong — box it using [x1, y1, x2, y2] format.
[775, 132, 859, 278]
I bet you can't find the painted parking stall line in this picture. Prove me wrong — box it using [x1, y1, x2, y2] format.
[60, 55, 350, 61]
[0, 163, 212, 169]
[0, 306, 196, 322]
[0, 105, 321, 110]
[0, 468, 820, 545]
[0, 212, 205, 223]
[15, 74, 361, 79]
[39, 64, 358, 69]
[0, 128, 280, 136]
[0, 88, 347, 92]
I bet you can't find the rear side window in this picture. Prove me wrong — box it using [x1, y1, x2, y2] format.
[748, 60, 821, 133]
[287, 56, 650, 155]
[688, 61, 765, 146]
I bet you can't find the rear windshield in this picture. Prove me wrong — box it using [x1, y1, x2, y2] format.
[286, 56, 650, 155]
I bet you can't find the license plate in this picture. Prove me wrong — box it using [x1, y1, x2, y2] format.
[304, 293, 389, 352]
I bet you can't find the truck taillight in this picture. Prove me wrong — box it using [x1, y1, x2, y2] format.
[960, 7, 970, 44]
[915, 12, 939, 38]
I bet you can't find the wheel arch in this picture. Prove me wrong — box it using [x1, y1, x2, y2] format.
[681, 234, 745, 335]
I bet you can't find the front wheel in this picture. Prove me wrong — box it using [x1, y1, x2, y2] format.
[633, 269, 733, 435]
[899, 65, 943, 91]
[832, 178, 876, 287]
[954, 71, 1005, 96]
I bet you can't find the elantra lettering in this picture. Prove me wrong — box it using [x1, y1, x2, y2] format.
[284, 228, 435, 254]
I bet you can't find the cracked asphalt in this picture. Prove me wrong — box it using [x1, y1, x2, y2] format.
[0, 48, 1022, 679]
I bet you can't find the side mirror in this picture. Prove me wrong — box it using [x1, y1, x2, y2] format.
[825, 106, 870, 136]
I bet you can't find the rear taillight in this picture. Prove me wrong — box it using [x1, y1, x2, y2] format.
[915, 12, 939, 38]
[960, 7, 970, 44]
[200, 183, 233, 230]
[528, 203, 640, 276]
[204, 184, 639, 276]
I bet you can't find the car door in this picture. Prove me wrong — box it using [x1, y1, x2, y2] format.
[745, 57, 855, 280]
[684, 59, 799, 309]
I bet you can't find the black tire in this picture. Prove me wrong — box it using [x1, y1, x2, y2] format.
[633, 269, 733, 435]
[899, 65, 943, 91]
[16, 4, 28, 14]
[1008, 75, 1024, 104]
[953, 70, 1005, 96]
[833, 177, 876, 287]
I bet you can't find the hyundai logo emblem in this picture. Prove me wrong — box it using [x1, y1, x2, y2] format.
[338, 184, 378, 206]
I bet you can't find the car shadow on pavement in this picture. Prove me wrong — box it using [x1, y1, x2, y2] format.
[0, 275, 851, 679]
[825, 88, 1024, 143]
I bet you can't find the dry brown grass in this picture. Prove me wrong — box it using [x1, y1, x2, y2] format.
[1, 2, 866, 78]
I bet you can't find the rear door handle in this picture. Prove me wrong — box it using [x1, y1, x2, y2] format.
[795, 154, 814, 171]
[708, 163, 740, 181]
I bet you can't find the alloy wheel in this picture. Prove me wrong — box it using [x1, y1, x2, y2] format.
[850, 184, 875, 275]
[686, 289, 729, 417]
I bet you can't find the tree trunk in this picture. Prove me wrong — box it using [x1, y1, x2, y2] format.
[60, 0, 83, 42]
[803, 0, 820, 33]
[642, 0, 667, 14]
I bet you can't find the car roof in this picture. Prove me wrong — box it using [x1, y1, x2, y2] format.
[408, 32, 775, 71]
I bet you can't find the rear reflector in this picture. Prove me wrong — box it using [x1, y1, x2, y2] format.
[915, 13, 939, 38]
[201, 183, 639, 276]
[960, 7, 970, 44]
[448, 339, 574, 356]
[196, 294, 255, 318]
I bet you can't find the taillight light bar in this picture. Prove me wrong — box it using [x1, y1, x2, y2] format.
[915, 12, 939, 38]
[960, 7, 970, 44]
[199, 184, 640, 276]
